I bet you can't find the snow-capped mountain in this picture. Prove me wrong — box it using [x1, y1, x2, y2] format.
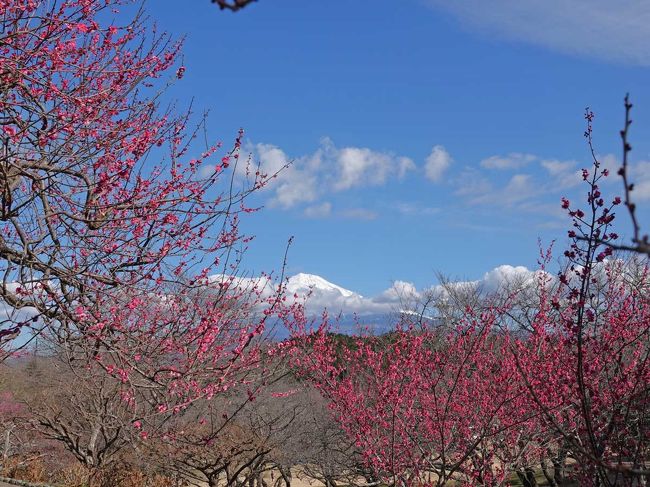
[210, 265, 541, 333]
[284, 272, 393, 317]
[280, 273, 414, 334]
[285, 273, 360, 299]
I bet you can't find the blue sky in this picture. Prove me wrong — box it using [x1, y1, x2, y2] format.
[149, 0, 650, 298]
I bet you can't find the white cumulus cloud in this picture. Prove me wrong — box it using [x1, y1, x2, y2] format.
[375, 280, 419, 304]
[481, 265, 540, 293]
[243, 138, 415, 209]
[425, 145, 453, 182]
[334, 146, 415, 191]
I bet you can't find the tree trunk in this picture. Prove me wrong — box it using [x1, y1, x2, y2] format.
[516, 467, 538, 487]
[541, 458, 558, 487]
[278, 465, 292, 487]
[2, 425, 13, 463]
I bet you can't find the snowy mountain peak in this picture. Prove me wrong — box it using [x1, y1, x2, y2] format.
[287, 273, 359, 298]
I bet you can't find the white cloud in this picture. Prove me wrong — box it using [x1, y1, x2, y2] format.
[398, 156, 417, 178]
[463, 173, 539, 207]
[255, 143, 292, 176]
[597, 153, 622, 177]
[631, 161, 650, 201]
[253, 143, 318, 208]
[243, 138, 415, 209]
[480, 265, 540, 293]
[481, 153, 578, 184]
[455, 169, 541, 207]
[541, 159, 574, 176]
[481, 153, 536, 170]
[455, 153, 580, 211]
[540, 158, 577, 178]
[618, 159, 650, 202]
[335, 148, 388, 190]
[422, 265, 549, 306]
[578, 153, 650, 201]
[427, 0, 650, 65]
[303, 202, 332, 218]
[539, 158, 585, 191]
[503, 174, 537, 204]
[424, 145, 452, 182]
[374, 280, 419, 304]
[208, 274, 275, 299]
[454, 169, 493, 198]
[334, 146, 414, 191]
[272, 175, 318, 208]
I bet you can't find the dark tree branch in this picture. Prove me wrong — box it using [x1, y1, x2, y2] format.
[617, 94, 649, 256]
[212, 0, 258, 11]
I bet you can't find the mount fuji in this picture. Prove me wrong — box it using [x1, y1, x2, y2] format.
[213, 265, 540, 334]
[280, 273, 416, 334]
[285, 273, 359, 299]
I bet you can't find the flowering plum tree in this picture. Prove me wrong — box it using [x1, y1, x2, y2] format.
[512, 108, 650, 486]
[0, 0, 289, 458]
[285, 309, 540, 487]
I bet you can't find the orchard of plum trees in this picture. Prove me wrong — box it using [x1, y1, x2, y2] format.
[0, 1, 647, 486]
